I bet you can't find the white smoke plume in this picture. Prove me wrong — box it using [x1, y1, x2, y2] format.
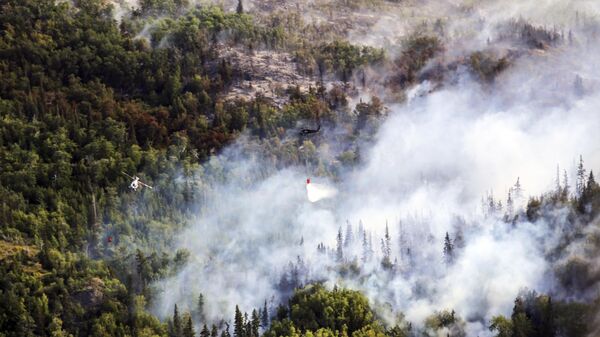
[151, 1, 600, 337]
[306, 179, 338, 202]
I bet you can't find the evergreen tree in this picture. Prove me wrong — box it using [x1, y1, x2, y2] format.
[234, 306, 244, 337]
[275, 304, 289, 321]
[173, 304, 182, 337]
[506, 190, 514, 217]
[244, 313, 251, 337]
[200, 324, 210, 337]
[488, 193, 496, 214]
[236, 0, 244, 14]
[211, 325, 218, 337]
[198, 293, 206, 322]
[587, 170, 596, 189]
[135, 249, 148, 288]
[576, 155, 586, 196]
[384, 222, 391, 260]
[261, 300, 269, 328]
[539, 296, 555, 337]
[380, 223, 392, 269]
[184, 315, 195, 337]
[511, 298, 533, 337]
[251, 309, 260, 337]
[220, 323, 231, 337]
[361, 229, 369, 263]
[443, 232, 454, 266]
[336, 226, 344, 262]
[344, 221, 353, 247]
[513, 177, 523, 199]
[579, 171, 599, 214]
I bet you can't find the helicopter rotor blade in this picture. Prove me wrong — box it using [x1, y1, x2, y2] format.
[121, 171, 134, 179]
[139, 181, 153, 189]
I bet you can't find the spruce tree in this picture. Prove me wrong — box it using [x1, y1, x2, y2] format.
[344, 221, 353, 247]
[383, 222, 391, 260]
[511, 298, 534, 337]
[506, 190, 514, 217]
[261, 301, 269, 328]
[211, 325, 218, 337]
[198, 294, 205, 322]
[513, 177, 523, 199]
[251, 309, 260, 337]
[234, 306, 244, 337]
[135, 249, 147, 288]
[588, 170, 596, 189]
[173, 305, 182, 337]
[183, 315, 195, 337]
[579, 170, 598, 213]
[443, 232, 454, 266]
[361, 229, 369, 263]
[576, 155, 586, 196]
[200, 324, 210, 337]
[236, 0, 243, 14]
[244, 313, 251, 337]
[220, 323, 231, 337]
[336, 226, 344, 262]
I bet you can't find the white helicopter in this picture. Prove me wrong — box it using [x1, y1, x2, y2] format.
[122, 172, 153, 191]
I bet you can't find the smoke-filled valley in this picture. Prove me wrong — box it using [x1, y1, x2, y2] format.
[1, 0, 600, 337]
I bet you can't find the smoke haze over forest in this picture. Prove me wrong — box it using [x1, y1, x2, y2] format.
[149, 3, 600, 337]
[2, 0, 600, 336]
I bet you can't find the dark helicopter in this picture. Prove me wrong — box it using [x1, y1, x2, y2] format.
[299, 112, 321, 136]
[299, 123, 321, 135]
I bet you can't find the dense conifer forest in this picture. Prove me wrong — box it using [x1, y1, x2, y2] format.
[1, 0, 600, 336]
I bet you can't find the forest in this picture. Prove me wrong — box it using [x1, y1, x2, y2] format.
[1, 0, 600, 336]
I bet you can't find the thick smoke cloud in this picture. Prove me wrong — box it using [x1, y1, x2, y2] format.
[151, 1, 600, 337]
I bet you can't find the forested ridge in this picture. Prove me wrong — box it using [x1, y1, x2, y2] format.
[0, 0, 386, 335]
[1, 0, 600, 337]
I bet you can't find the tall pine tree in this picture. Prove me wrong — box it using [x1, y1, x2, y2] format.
[344, 221, 353, 247]
[443, 232, 454, 266]
[234, 306, 244, 337]
[198, 293, 206, 322]
[361, 229, 369, 263]
[220, 323, 231, 337]
[173, 304, 182, 337]
[261, 300, 269, 328]
[251, 309, 260, 337]
[336, 226, 344, 262]
[183, 315, 195, 337]
[576, 155, 586, 197]
[200, 324, 210, 337]
[382, 222, 392, 268]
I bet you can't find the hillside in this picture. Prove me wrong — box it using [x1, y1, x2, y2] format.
[1, 0, 600, 337]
